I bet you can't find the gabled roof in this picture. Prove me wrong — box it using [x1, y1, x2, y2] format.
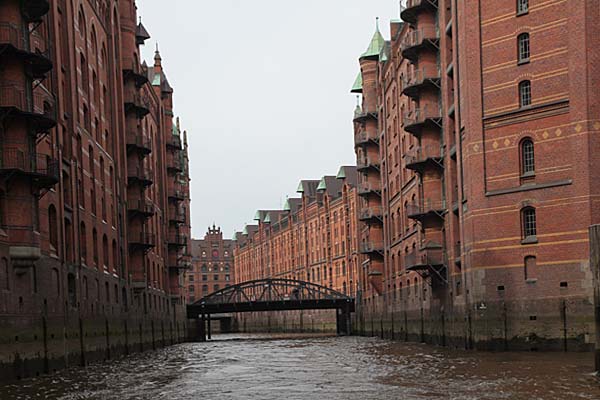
[284, 198, 302, 214]
[336, 166, 358, 187]
[147, 66, 173, 93]
[296, 180, 320, 198]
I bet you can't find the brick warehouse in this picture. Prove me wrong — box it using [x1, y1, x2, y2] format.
[350, 0, 599, 350]
[233, 167, 364, 332]
[0, 0, 192, 381]
[188, 225, 234, 304]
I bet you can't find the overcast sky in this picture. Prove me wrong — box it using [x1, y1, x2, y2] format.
[138, 0, 401, 239]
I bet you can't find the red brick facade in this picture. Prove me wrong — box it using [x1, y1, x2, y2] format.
[0, 0, 191, 380]
[235, 167, 363, 298]
[351, 0, 599, 350]
[188, 226, 234, 303]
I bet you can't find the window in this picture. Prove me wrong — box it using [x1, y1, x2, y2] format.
[189, 285, 195, 293]
[519, 80, 531, 107]
[80, 222, 87, 263]
[214, 284, 220, 292]
[1, 258, 9, 291]
[522, 207, 537, 239]
[189, 275, 194, 282]
[202, 275, 207, 281]
[202, 285, 208, 293]
[525, 255, 537, 280]
[213, 274, 219, 281]
[521, 139, 535, 175]
[201, 264, 207, 272]
[48, 205, 58, 251]
[517, 0, 528, 14]
[518, 33, 530, 63]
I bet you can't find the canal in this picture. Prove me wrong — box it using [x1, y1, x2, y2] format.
[1, 333, 599, 400]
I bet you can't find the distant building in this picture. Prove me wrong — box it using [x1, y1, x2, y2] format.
[234, 166, 363, 297]
[188, 226, 235, 303]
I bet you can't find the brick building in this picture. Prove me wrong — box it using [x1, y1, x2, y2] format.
[234, 166, 363, 297]
[188, 225, 234, 303]
[350, 0, 599, 350]
[0, 0, 191, 380]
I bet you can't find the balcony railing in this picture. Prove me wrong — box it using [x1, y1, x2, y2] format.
[356, 156, 380, 171]
[360, 241, 384, 255]
[359, 206, 383, 222]
[405, 144, 443, 171]
[0, 149, 59, 187]
[354, 131, 379, 147]
[406, 199, 446, 220]
[400, 28, 440, 60]
[168, 187, 185, 201]
[0, 23, 52, 77]
[401, 0, 439, 24]
[167, 153, 183, 172]
[126, 133, 152, 154]
[124, 91, 151, 117]
[401, 67, 441, 97]
[127, 165, 153, 186]
[123, 60, 149, 87]
[358, 183, 382, 197]
[402, 105, 442, 135]
[0, 83, 57, 129]
[169, 207, 186, 223]
[128, 199, 155, 217]
[353, 108, 378, 122]
[128, 232, 156, 248]
[168, 234, 188, 247]
[404, 248, 445, 271]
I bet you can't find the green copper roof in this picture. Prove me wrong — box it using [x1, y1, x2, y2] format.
[172, 123, 180, 136]
[242, 225, 249, 235]
[263, 213, 271, 223]
[360, 18, 385, 60]
[283, 199, 291, 211]
[254, 210, 262, 221]
[380, 47, 388, 62]
[336, 166, 346, 179]
[296, 181, 304, 193]
[152, 73, 161, 86]
[351, 72, 363, 93]
[317, 177, 327, 191]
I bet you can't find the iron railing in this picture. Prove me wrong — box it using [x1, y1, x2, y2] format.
[357, 156, 380, 170]
[359, 206, 383, 221]
[360, 241, 384, 254]
[128, 232, 156, 247]
[168, 234, 188, 246]
[406, 199, 446, 217]
[403, 105, 442, 128]
[401, 27, 440, 52]
[358, 183, 382, 196]
[405, 144, 442, 166]
[126, 133, 152, 153]
[128, 199, 155, 215]
[0, 149, 58, 180]
[404, 248, 445, 270]
[402, 67, 441, 92]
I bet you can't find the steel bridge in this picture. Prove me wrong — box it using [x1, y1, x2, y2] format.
[187, 278, 355, 341]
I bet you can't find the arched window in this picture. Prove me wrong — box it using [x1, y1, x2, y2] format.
[112, 240, 118, 272]
[522, 207, 537, 239]
[201, 264, 207, 272]
[48, 205, 58, 250]
[342, 281, 347, 294]
[102, 234, 108, 268]
[92, 228, 98, 266]
[521, 139, 535, 175]
[517, 33, 530, 63]
[519, 80, 531, 107]
[80, 222, 87, 263]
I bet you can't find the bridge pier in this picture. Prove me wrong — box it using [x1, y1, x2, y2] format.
[197, 314, 207, 342]
[207, 314, 212, 340]
[336, 303, 352, 336]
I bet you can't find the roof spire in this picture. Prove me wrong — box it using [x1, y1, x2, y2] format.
[183, 130, 188, 146]
[154, 43, 162, 68]
[176, 116, 180, 131]
[376, 16, 380, 31]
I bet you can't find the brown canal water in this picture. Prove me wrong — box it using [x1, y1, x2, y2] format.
[1, 333, 599, 400]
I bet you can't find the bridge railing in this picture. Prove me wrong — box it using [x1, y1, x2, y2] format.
[197, 278, 351, 306]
